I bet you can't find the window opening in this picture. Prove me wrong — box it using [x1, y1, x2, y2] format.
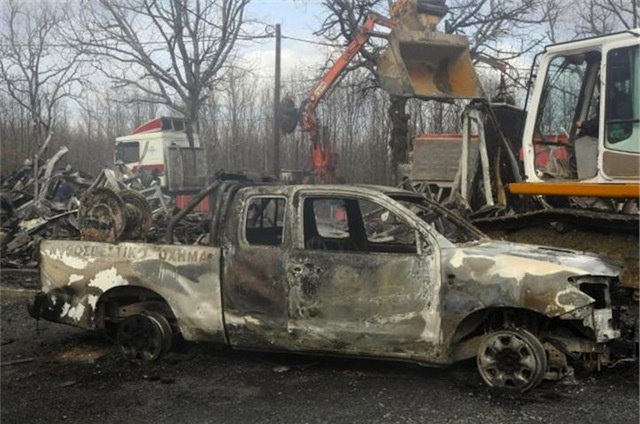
[245, 197, 285, 246]
[115, 142, 140, 164]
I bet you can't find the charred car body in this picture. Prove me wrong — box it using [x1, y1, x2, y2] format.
[30, 178, 638, 391]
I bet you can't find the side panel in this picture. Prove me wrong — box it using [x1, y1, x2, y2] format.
[38, 240, 225, 343]
[602, 150, 639, 178]
[222, 245, 290, 348]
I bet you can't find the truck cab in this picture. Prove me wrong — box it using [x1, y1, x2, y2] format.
[115, 117, 206, 191]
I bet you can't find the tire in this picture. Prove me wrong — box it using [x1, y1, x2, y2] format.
[116, 312, 173, 362]
[476, 328, 547, 392]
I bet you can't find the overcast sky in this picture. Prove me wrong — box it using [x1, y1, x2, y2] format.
[239, 1, 335, 82]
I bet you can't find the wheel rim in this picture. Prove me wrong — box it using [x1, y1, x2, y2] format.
[117, 313, 170, 362]
[477, 330, 546, 391]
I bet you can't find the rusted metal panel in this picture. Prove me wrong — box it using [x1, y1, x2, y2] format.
[284, 250, 446, 363]
[36, 240, 225, 343]
[411, 134, 480, 183]
[221, 186, 294, 350]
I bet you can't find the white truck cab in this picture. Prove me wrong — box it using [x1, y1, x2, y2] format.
[115, 117, 204, 190]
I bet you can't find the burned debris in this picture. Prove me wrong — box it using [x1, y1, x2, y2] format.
[0, 147, 194, 269]
[2, 147, 87, 268]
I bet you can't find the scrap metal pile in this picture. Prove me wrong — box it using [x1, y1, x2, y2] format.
[0, 147, 205, 269]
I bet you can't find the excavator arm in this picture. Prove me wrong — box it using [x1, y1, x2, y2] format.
[300, 13, 398, 134]
[298, 13, 398, 184]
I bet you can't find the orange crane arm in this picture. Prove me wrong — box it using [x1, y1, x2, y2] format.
[300, 13, 398, 134]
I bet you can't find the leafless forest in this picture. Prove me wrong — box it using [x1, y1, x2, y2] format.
[1, 0, 637, 184]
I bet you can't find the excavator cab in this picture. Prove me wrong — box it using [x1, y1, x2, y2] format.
[512, 30, 640, 201]
[376, 0, 484, 100]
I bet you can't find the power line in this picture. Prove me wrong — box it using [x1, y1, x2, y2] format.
[0, 31, 343, 48]
[281, 35, 342, 47]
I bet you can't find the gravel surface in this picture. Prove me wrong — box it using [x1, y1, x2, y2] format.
[1, 288, 638, 424]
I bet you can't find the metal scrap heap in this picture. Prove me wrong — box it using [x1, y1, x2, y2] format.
[0, 149, 203, 269]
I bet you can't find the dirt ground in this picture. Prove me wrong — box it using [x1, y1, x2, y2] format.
[1, 290, 638, 424]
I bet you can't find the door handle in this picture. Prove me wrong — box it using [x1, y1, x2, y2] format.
[291, 265, 304, 275]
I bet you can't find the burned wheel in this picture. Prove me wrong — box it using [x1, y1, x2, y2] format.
[117, 312, 172, 362]
[477, 329, 547, 392]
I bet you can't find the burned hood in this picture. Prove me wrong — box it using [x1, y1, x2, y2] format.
[440, 240, 623, 320]
[445, 240, 622, 278]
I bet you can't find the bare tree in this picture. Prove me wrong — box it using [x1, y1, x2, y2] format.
[0, 0, 84, 150]
[446, 0, 549, 58]
[316, 0, 383, 79]
[70, 0, 250, 151]
[572, 0, 639, 37]
[539, 0, 566, 43]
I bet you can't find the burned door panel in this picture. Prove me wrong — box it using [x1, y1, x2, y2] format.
[284, 194, 444, 362]
[222, 192, 292, 348]
[35, 240, 225, 343]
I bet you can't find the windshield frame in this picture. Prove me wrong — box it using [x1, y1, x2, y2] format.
[387, 193, 487, 243]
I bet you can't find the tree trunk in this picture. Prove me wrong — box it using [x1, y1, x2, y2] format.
[388, 95, 410, 185]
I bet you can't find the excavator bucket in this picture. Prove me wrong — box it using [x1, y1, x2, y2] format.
[377, 28, 484, 100]
[376, 0, 484, 100]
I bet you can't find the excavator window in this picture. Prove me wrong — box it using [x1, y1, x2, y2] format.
[537, 54, 588, 136]
[605, 45, 639, 153]
[533, 51, 601, 179]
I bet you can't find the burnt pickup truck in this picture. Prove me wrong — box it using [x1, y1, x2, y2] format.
[30, 178, 638, 391]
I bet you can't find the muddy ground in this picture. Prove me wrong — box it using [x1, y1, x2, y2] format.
[1, 226, 638, 424]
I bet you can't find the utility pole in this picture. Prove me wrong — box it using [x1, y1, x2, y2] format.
[272, 24, 281, 179]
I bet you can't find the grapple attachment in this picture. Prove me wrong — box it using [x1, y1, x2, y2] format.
[376, 0, 484, 100]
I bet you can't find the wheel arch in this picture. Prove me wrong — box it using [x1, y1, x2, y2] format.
[95, 285, 177, 331]
[449, 306, 551, 362]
